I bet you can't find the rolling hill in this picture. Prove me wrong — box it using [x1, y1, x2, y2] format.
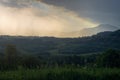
[70, 24, 119, 37]
[0, 29, 120, 55]
[61, 24, 119, 37]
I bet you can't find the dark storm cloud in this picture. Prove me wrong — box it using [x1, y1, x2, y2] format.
[0, 0, 33, 8]
[42, 0, 120, 26]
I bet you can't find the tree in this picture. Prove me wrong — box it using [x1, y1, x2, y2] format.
[21, 55, 40, 69]
[97, 49, 120, 68]
[4, 44, 18, 69]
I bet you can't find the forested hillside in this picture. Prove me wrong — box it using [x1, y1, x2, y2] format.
[0, 30, 120, 55]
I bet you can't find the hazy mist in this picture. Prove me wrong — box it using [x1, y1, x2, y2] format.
[0, 0, 97, 37]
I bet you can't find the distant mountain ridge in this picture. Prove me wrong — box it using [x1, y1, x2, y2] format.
[0, 29, 120, 55]
[78, 24, 119, 36]
[61, 24, 119, 37]
[0, 24, 119, 38]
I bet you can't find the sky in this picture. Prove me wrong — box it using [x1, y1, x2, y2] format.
[43, 0, 120, 26]
[0, 0, 119, 37]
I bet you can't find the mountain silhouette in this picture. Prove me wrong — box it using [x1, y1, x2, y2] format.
[78, 24, 119, 36]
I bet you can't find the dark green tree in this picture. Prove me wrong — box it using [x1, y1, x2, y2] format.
[97, 49, 120, 68]
[21, 55, 40, 68]
[4, 44, 18, 69]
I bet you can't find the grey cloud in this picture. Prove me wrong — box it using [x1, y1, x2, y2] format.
[0, 0, 97, 37]
[0, 0, 37, 8]
[42, 0, 120, 26]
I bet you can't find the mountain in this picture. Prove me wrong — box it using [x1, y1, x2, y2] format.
[0, 30, 120, 55]
[77, 24, 119, 36]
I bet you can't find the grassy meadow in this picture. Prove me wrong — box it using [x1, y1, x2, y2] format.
[0, 67, 120, 80]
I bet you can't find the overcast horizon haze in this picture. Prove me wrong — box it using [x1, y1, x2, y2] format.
[0, 0, 119, 37]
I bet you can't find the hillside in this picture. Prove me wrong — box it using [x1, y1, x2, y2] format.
[75, 24, 119, 36]
[63, 24, 119, 37]
[0, 30, 120, 55]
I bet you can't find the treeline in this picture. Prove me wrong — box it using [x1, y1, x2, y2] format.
[0, 30, 119, 55]
[0, 44, 120, 70]
[0, 44, 41, 70]
[0, 44, 96, 70]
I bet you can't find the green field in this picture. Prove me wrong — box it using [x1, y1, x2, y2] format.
[0, 68, 120, 80]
